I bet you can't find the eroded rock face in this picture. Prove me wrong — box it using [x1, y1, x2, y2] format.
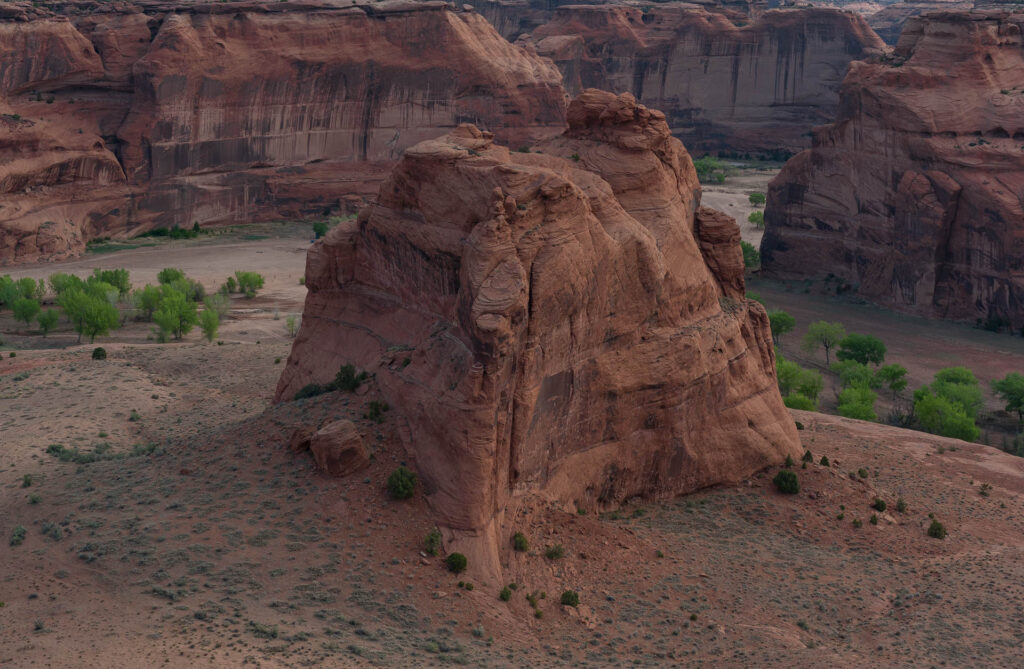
[510, 4, 884, 154]
[277, 90, 800, 568]
[0, 1, 566, 263]
[763, 11, 1024, 326]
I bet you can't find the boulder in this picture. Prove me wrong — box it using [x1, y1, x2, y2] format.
[309, 420, 369, 477]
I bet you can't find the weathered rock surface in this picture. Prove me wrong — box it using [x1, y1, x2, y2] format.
[0, 1, 566, 263]
[276, 90, 800, 570]
[763, 11, 1024, 326]
[503, 3, 884, 154]
[309, 420, 369, 477]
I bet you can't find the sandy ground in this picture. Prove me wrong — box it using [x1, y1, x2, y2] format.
[3, 220, 1024, 666]
[700, 166, 774, 247]
[750, 277, 1024, 442]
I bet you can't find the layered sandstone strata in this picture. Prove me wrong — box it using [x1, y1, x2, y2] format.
[763, 11, 1024, 326]
[276, 90, 800, 571]
[511, 4, 885, 154]
[0, 1, 566, 263]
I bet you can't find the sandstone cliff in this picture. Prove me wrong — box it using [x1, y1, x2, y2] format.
[0, 1, 566, 263]
[509, 4, 884, 154]
[763, 11, 1024, 326]
[276, 90, 800, 573]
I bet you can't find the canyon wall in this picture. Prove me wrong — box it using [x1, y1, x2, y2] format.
[762, 11, 1024, 326]
[276, 90, 800, 571]
[0, 1, 566, 263]
[506, 3, 884, 155]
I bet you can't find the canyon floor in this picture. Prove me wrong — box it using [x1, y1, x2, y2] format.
[3, 221, 1024, 667]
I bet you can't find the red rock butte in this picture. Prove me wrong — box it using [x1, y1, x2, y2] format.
[276, 89, 801, 574]
[763, 11, 1024, 327]
[0, 0, 566, 263]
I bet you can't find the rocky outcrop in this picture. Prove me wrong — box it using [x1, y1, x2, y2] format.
[762, 11, 1024, 326]
[511, 4, 884, 155]
[276, 90, 800, 572]
[0, 1, 566, 263]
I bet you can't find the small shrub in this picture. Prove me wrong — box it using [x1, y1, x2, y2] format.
[820, 455, 830, 466]
[10, 526, 26, 546]
[92, 347, 107, 360]
[560, 590, 579, 607]
[512, 532, 529, 552]
[853, 518, 863, 528]
[499, 586, 512, 602]
[534, 609, 543, 619]
[28, 493, 41, 505]
[545, 544, 565, 560]
[896, 497, 907, 513]
[445, 552, 467, 573]
[285, 315, 299, 337]
[871, 498, 887, 512]
[334, 364, 368, 392]
[795, 421, 804, 430]
[387, 467, 417, 500]
[979, 483, 992, 497]
[248, 621, 279, 639]
[424, 529, 442, 556]
[293, 383, 325, 400]
[784, 455, 795, 468]
[857, 468, 869, 479]
[869, 514, 879, 525]
[365, 400, 389, 423]
[801, 450, 813, 463]
[21, 474, 32, 488]
[773, 469, 800, 494]
[749, 192, 766, 206]
[927, 519, 947, 539]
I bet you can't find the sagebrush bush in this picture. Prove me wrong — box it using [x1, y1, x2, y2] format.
[872, 498, 887, 512]
[928, 519, 947, 539]
[424, 529, 442, 556]
[387, 467, 417, 500]
[499, 586, 512, 602]
[773, 469, 800, 494]
[545, 544, 565, 560]
[512, 532, 529, 552]
[560, 590, 579, 607]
